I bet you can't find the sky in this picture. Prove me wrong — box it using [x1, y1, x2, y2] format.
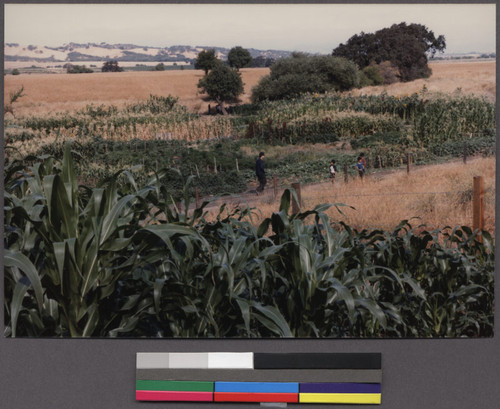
[4, 3, 496, 54]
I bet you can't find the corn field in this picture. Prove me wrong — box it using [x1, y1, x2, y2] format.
[4, 146, 494, 337]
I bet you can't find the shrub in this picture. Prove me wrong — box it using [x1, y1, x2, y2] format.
[11, 68, 20, 75]
[67, 64, 93, 74]
[375, 61, 400, 84]
[102, 60, 124, 72]
[251, 55, 360, 102]
[361, 66, 384, 86]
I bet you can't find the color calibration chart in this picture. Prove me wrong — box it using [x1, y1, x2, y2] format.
[136, 352, 382, 404]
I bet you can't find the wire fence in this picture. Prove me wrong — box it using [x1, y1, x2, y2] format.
[189, 160, 490, 235]
[311, 190, 454, 199]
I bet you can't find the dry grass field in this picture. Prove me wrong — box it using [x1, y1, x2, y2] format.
[348, 60, 496, 102]
[308, 157, 495, 234]
[4, 60, 495, 117]
[4, 68, 269, 116]
[211, 157, 495, 235]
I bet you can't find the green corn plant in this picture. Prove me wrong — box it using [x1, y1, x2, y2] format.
[4, 144, 155, 336]
[4, 145, 494, 338]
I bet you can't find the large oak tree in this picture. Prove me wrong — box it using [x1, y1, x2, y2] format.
[332, 22, 446, 82]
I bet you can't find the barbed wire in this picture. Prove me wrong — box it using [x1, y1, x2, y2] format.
[320, 191, 455, 199]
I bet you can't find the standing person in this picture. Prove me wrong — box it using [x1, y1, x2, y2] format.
[360, 153, 367, 176]
[356, 156, 365, 179]
[256, 151, 266, 193]
[329, 159, 337, 183]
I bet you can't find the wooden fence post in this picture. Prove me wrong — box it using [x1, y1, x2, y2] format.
[274, 174, 278, 198]
[236, 158, 239, 172]
[344, 164, 348, 183]
[407, 153, 410, 174]
[463, 141, 467, 164]
[473, 176, 484, 241]
[291, 182, 301, 213]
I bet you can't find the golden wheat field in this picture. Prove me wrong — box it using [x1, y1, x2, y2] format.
[4, 61, 495, 117]
[348, 60, 496, 101]
[4, 67, 269, 116]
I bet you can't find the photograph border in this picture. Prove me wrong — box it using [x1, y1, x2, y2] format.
[1, 1, 498, 408]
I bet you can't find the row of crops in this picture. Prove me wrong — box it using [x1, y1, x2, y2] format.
[4, 147, 494, 337]
[6, 92, 495, 146]
[5, 91, 496, 200]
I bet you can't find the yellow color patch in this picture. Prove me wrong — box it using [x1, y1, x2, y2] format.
[299, 393, 381, 404]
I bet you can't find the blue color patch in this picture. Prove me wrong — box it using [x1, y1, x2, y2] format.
[215, 382, 299, 393]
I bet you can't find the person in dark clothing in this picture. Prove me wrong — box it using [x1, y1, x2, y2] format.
[256, 151, 266, 193]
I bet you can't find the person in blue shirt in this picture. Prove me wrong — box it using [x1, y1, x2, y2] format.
[356, 156, 365, 179]
[256, 151, 266, 193]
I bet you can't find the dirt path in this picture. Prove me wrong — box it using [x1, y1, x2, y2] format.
[192, 156, 482, 213]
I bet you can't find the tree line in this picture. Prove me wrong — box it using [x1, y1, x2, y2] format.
[58, 22, 446, 112]
[195, 22, 446, 110]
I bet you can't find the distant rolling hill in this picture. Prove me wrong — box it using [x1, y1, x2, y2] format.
[4, 42, 292, 66]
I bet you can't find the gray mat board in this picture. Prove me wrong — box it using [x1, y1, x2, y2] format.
[136, 369, 383, 383]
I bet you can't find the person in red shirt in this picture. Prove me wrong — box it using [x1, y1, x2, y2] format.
[359, 153, 367, 176]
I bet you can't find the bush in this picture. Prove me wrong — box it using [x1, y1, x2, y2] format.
[102, 60, 124, 72]
[430, 136, 496, 157]
[361, 66, 384, 86]
[126, 94, 180, 114]
[67, 64, 93, 74]
[375, 61, 400, 84]
[11, 69, 20, 75]
[251, 54, 360, 102]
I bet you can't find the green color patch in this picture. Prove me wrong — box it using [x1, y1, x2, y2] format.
[136, 380, 214, 392]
